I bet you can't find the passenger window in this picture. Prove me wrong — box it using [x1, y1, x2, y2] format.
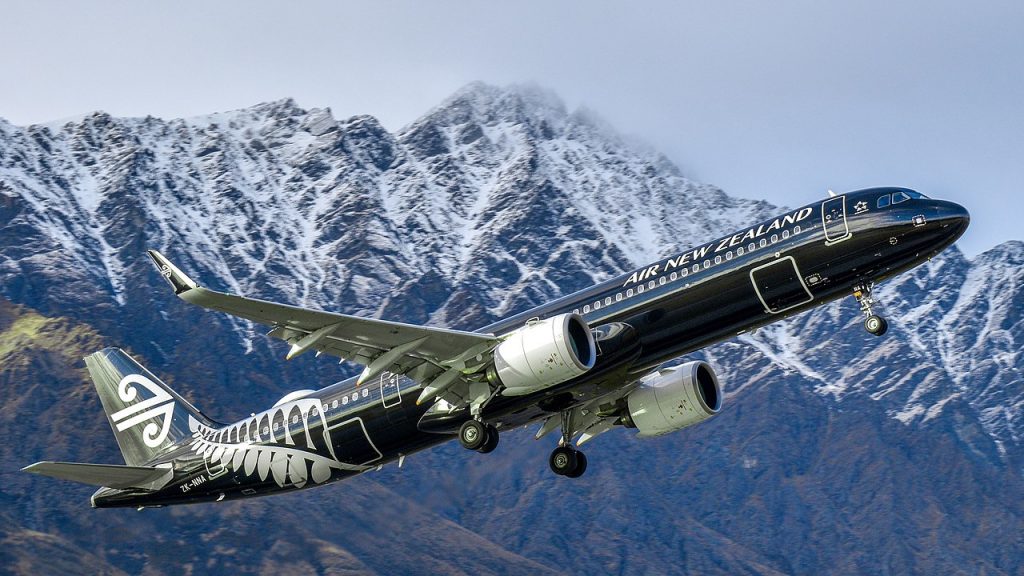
[703, 260, 711, 269]
[605, 297, 612, 305]
[342, 396, 349, 405]
[726, 251, 733, 261]
[594, 301, 601, 309]
[583, 304, 591, 313]
[670, 272, 678, 281]
[759, 239, 767, 248]
[892, 191, 910, 204]
[659, 277, 666, 285]
[692, 264, 700, 272]
[292, 416, 299, 424]
[626, 288, 634, 297]
[362, 389, 369, 398]
[782, 230, 790, 240]
[715, 255, 722, 264]
[794, 225, 802, 234]
[737, 246, 744, 256]
[748, 242, 756, 252]
[332, 400, 338, 409]
[771, 234, 778, 243]
[615, 293, 623, 302]
[637, 284, 644, 293]
[877, 194, 891, 208]
[681, 268, 688, 277]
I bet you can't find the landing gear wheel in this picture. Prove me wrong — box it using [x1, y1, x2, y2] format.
[864, 314, 888, 336]
[476, 424, 500, 454]
[549, 446, 578, 476]
[458, 420, 487, 451]
[853, 282, 889, 337]
[564, 451, 588, 478]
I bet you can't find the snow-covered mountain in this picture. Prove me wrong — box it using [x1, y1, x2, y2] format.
[1, 83, 1021, 574]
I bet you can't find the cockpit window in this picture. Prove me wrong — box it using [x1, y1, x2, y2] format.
[904, 190, 927, 199]
[892, 191, 911, 204]
[877, 194, 891, 208]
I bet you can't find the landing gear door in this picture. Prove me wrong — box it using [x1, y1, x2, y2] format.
[750, 256, 814, 314]
[822, 196, 851, 244]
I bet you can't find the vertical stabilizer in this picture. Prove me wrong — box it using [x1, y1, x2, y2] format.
[85, 348, 218, 466]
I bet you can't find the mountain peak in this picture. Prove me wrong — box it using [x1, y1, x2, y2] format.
[975, 239, 1024, 266]
[445, 81, 568, 117]
[404, 82, 569, 140]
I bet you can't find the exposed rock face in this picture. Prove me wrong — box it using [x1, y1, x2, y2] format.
[0, 84, 1020, 574]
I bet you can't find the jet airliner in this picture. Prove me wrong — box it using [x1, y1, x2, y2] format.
[24, 187, 969, 508]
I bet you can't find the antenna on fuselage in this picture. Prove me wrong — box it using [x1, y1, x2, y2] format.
[827, 189, 837, 197]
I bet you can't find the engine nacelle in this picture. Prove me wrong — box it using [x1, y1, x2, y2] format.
[626, 361, 722, 437]
[494, 313, 596, 396]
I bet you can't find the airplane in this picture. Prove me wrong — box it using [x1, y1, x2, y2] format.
[23, 187, 969, 508]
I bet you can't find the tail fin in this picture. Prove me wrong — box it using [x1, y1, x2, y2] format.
[85, 348, 218, 466]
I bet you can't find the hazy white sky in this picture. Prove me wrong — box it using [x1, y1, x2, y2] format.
[1, 0, 1020, 256]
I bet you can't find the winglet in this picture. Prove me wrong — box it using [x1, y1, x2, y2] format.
[147, 250, 198, 295]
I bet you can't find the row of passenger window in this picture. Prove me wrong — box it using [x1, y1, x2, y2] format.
[272, 388, 372, 432]
[574, 225, 804, 316]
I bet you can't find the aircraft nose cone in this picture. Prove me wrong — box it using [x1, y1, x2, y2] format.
[933, 200, 970, 241]
[941, 200, 970, 226]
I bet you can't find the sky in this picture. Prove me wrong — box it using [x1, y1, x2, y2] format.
[1, 1, 1020, 256]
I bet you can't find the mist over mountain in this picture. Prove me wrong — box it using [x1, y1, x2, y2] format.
[1, 83, 1020, 575]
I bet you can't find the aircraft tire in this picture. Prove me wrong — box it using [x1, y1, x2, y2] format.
[549, 446, 578, 476]
[864, 315, 888, 336]
[564, 451, 588, 478]
[459, 420, 487, 450]
[476, 425, 500, 453]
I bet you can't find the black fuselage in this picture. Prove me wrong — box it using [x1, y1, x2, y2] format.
[93, 187, 969, 507]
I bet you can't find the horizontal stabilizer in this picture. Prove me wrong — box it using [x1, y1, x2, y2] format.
[22, 461, 173, 490]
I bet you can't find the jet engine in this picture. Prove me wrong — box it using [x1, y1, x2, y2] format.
[625, 361, 722, 437]
[493, 313, 596, 396]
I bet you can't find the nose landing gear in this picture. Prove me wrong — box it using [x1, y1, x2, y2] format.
[854, 283, 888, 336]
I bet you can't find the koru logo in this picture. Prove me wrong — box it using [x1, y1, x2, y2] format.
[160, 264, 172, 279]
[110, 374, 176, 448]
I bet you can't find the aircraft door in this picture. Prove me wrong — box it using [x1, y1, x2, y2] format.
[750, 256, 814, 314]
[822, 196, 851, 244]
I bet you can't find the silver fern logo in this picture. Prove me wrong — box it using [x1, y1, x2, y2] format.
[188, 399, 367, 489]
[110, 374, 176, 448]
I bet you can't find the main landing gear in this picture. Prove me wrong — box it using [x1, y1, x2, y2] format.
[548, 410, 588, 478]
[549, 445, 587, 478]
[853, 283, 888, 337]
[458, 419, 499, 454]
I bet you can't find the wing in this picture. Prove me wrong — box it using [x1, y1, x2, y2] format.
[147, 251, 498, 403]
